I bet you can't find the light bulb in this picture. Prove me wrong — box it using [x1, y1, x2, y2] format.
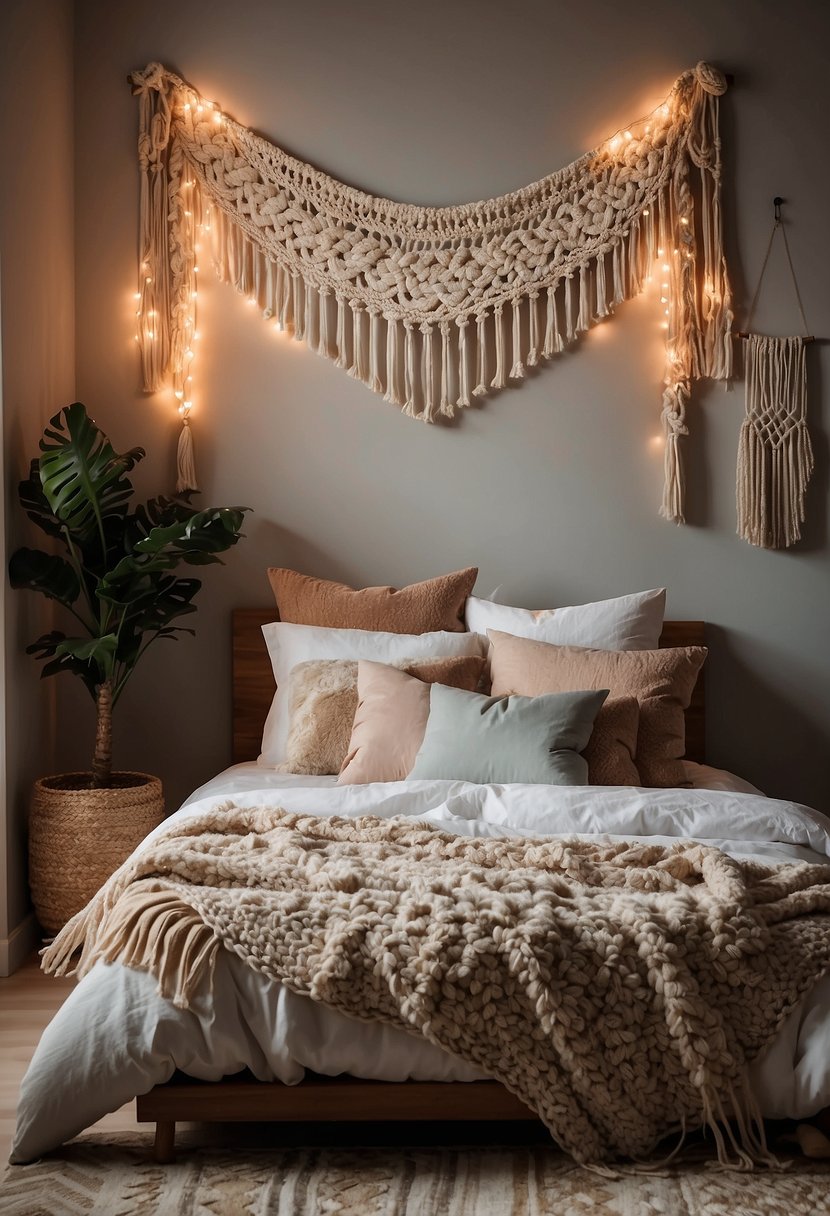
[660, 321, 669, 329]
[191, 291, 198, 300]
[148, 330, 154, 339]
[624, 130, 632, 141]
[134, 292, 141, 300]
[680, 218, 689, 226]
[660, 296, 667, 304]
[662, 263, 670, 271]
[194, 330, 201, 340]
[145, 275, 152, 283]
[643, 209, 650, 217]
[609, 135, 621, 150]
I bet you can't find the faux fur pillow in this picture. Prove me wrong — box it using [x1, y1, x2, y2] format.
[268, 567, 478, 634]
[488, 630, 706, 788]
[284, 655, 485, 776]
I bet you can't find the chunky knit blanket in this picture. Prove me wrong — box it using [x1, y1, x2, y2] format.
[43, 806, 830, 1165]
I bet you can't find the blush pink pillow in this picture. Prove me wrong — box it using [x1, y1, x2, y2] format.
[339, 657, 484, 785]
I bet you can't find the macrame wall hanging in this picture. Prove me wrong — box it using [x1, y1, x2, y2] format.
[130, 61, 733, 519]
[736, 199, 815, 549]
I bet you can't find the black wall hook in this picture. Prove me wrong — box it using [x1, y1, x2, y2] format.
[773, 196, 784, 224]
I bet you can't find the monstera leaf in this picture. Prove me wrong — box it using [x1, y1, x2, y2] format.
[102, 507, 248, 589]
[18, 460, 65, 541]
[8, 548, 80, 609]
[39, 403, 145, 550]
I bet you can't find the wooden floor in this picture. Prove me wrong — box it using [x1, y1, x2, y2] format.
[0, 953, 136, 1161]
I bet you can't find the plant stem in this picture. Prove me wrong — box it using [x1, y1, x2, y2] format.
[91, 680, 113, 788]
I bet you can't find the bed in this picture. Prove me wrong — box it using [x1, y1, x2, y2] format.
[11, 611, 830, 1166]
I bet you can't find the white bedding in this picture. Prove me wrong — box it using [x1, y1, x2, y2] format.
[12, 764, 830, 1164]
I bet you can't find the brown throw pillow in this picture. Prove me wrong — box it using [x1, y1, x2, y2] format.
[582, 698, 641, 786]
[488, 631, 706, 788]
[268, 567, 478, 634]
[284, 655, 485, 776]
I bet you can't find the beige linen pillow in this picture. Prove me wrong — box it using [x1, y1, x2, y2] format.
[488, 630, 706, 788]
[268, 567, 478, 634]
[339, 658, 485, 785]
[284, 655, 485, 776]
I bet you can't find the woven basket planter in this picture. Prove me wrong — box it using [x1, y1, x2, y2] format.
[29, 772, 165, 935]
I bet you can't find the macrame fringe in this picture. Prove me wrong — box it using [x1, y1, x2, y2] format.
[131, 61, 731, 517]
[736, 335, 814, 549]
[176, 417, 199, 493]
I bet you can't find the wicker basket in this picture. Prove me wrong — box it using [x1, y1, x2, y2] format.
[29, 772, 165, 935]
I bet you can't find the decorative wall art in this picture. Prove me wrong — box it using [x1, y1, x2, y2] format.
[736, 199, 815, 549]
[130, 62, 733, 519]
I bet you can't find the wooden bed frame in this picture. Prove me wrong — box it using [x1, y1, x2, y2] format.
[137, 612, 706, 1161]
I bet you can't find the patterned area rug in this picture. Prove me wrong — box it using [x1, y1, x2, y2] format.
[3, 1134, 830, 1216]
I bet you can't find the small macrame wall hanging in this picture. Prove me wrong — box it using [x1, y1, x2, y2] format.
[129, 62, 733, 519]
[736, 198, 815, 549]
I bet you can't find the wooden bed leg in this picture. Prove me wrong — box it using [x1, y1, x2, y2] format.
[153, 1119, 176, 1164]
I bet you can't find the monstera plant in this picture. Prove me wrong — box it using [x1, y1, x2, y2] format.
[10, 402, 248, 786]
[9, 402, 249, 933]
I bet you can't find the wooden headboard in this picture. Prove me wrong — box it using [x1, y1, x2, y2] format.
[232, 610, 705, 766]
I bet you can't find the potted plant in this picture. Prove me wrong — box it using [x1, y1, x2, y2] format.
[9, 402, 248, 933]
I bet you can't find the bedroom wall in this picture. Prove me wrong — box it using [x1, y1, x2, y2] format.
[0, 0, 75, 971]
[66, 0, 830, 815]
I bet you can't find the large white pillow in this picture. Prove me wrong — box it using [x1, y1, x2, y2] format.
[464, 588, 666, 651]
[259, 622, 485, 765]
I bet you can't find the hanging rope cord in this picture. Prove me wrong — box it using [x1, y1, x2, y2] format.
[745, 209, 810, 337]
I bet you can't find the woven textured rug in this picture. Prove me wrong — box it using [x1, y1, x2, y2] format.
[3, 1135, 830, 1216]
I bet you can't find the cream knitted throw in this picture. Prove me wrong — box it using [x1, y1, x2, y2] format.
[129, 63, 733, 518]
[43, 806, 830, 1166]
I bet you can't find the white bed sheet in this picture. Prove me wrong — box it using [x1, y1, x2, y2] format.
[12, 765, 830, 1164]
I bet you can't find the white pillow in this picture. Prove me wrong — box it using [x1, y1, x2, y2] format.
[259, 622, 485, 765]
[464, 588, 666, 651]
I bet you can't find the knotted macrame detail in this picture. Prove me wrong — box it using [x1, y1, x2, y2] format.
[130, 62, 733, 517]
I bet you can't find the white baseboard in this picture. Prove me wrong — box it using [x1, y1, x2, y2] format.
[0, 912, 39, 976]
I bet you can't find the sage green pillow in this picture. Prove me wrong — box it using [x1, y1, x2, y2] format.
[407, 683, 609, 786]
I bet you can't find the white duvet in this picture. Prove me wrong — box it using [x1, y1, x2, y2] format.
[12, 763, 830, 1163]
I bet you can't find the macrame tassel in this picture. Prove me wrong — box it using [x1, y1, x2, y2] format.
[595, 252, 609, 318]
[564, 276, 576, 342]
[576, 264, 591, 333]
[420, 322, 436, 420]
[543, 286, 562, 358]
[403, 322, 417, 416]
[491, 306, 507, 389]
[317, 290, 330, 357]
[369, 310, 383, 394]
[384, 318, 401, 405]
[304, 280, 316, 349]
[510, 300, 525, 380]
[347, 303, 362, 379]
[736, 335, 814, 549]
[334, 296, 348, 369]
[439, 321, 453, 416]
[175, 415, 199, 493]
[456, 317, 470, 407]
[277, 266, 291, 332]
[659, 382, 689, 524]
[612, 241, 625, 305]
[291, 274, 305, 342]
[263, 259, 275, 319]
[527, 293, 539, 367]
[473, 315, 488, 397]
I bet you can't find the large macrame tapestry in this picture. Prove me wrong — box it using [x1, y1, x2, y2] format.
[130, 62, 733, 519]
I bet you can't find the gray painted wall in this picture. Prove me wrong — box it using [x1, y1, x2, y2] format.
[0, 0, 75, 964]
[61, 0, 828, 815]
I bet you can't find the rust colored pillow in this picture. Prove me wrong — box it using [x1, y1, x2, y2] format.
[284, 654, 485, 776]
[339, 657, 486, 785]
[488, 630, 706, 788]
[582, 698, 641, 786]
[268, 567, 478, 634]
